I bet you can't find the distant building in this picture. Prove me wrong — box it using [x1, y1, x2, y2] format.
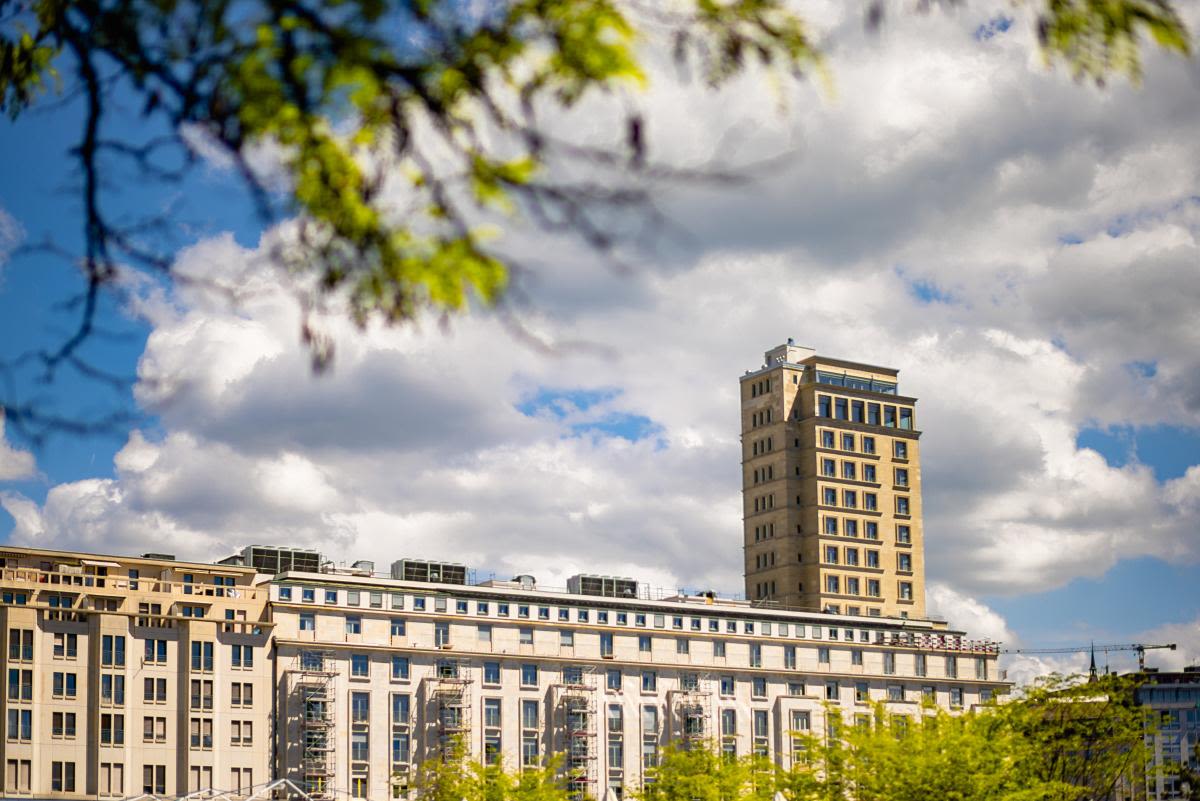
[1137, 667, 1200, 800]
[742, 342, 925, 617]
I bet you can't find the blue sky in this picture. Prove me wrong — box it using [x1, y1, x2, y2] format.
[2, 1, 1199, 679]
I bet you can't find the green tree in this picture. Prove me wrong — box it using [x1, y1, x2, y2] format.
[0, 0, 1191, 435]
[413, 738, 570, 801]
[636, 742, 776, 801]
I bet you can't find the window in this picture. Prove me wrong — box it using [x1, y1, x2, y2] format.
[822, 458, 835, 477]
[231, 644, 254, 669]
[825, 681, 839, 700]
[188, 679, 211, 709]
[825, 517, 838, 535]
[844, 490, 857, 508]
[751, 677, 767, 698]
[638, 635, 651, 653]
[841, 432, 854, 451]
[479, 624, 493, 645]
[845, 548, 859, 566]
[844, 519, 858, 537]
[835, 398, 848, 420]
[866, 550, 880, 568]
[976, 657, 988, 680]
[391, 656, 410, 680]
[863, 433, 876, 452]
[897, 525, 912, 544]
[52, 632, 78, 659]
[899, 582, 913, 601]
[302, 587, 316, 603]
[818, 396, 831, 417]
[824, 546, 839, 564]
[821, 430, 834, 448]
[143, 765, 167, 795]
[601, 632, 614, 658]
[6, 709, 31, 742]
[714, 640, 726, 658]
[484, 697, 502, 727]
[455, 599, 468, 614]
[351, 654, 369, 677]
[641, 671, 657, 692]
[867, 579, 881, 597]
[749, 643, 762, 667]
[519, 627, 533, 645]
[823, 487, 837, 505]
[607, 669, 622, 691]
[915, 654, 927, 677]
[51, 761, 77, 792]
[278, 586, 292, 601]
[950, 687, 963, 708]
[390, 618, 406, 636]
[52, 672, 78, 698]
[676, 638, 689, 655]
[946, 655, 958, 678]
[851, 649, 863, 666]
[97, 712, 118, 743]
[231, 682, 253, 707]
[435, 622, 450, 646]
[898, 553, 912, 572]
[521, 664, 538, 687]
[894, 440, 907, 459]
[299, 612, 315, 630]
[818, 647, 830, 664]
[842, 461, 856, 480]
[855, 682, 869, 702]
[896, 496, 910, 515]
[483, 662, 500, 685]
[883, 652, 896, 675]
[102, 635, 126, 667]
[825, 575, 840, 593]
[345, 615, 362, 635]
[560, 630, 574, 647]
[784, 645, 796, 669]
[538, 607, 550, 620]
[325, 589, 338, 604]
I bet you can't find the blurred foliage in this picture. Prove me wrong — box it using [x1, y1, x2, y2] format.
[0, 0, 1190, 378]
[372, 674, 1158, 801]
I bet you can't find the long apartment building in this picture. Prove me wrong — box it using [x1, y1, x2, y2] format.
[1, 544, 1006, 800]
[742, 341, 926, 617]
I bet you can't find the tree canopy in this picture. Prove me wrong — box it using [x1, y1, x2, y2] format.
[402, 674, 1160, 801]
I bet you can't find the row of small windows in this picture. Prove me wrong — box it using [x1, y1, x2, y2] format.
[749, 378, 773, 397]
[822, 545, 913, 573]
[277, 588, 948, 643]
[815, 371, 898, 395]
[751, 494, 775, 513]
[824, 518, 912, 544]
[751, 465, 775, 484]
[749, 408, 773, 428]
[752, 523, 775, 542]
[820, 486, 911, 515]
[302, 614, 955, 649]
[750, 436, 774, 456]
[819, 430, 909, 460]
[820, 459, 908, 487]
[5, 630, 251, 671]
[320, 652, 988, 692]
[817, 395, 912, 429]
[824, 576, 915, 602]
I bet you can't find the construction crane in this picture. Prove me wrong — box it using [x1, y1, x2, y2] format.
[1001, 642, 1176, 672]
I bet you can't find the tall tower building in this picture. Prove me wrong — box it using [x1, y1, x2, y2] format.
[741, 341, 926, 618]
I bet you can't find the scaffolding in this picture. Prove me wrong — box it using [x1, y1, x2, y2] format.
[669, 675, 712, 747]
[432, 657, 472, 757]
[288, 652, 337, 801]
[553, 668, 599, 800]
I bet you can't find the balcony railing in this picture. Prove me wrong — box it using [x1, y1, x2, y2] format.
[0, 567, 263, 602]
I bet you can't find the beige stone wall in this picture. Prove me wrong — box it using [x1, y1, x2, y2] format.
[741, 349, 927, 619]
[0, 548, 272, 799]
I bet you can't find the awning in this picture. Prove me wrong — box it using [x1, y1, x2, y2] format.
[82, 559, 121, 568]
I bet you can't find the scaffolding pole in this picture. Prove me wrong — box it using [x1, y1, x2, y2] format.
[287, 652, 338, 801]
